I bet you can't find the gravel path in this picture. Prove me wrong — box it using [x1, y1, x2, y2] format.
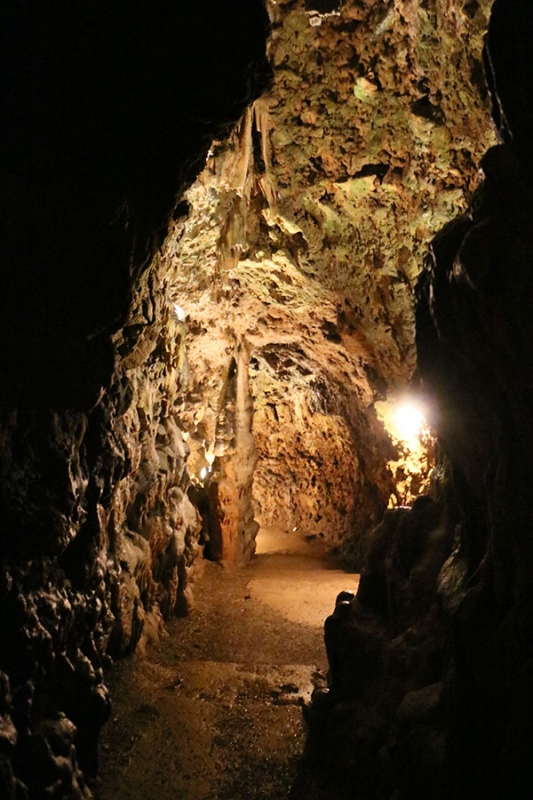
[94, 539, 358, 800]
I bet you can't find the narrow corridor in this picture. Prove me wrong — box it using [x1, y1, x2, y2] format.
[95, 531, 358, 799]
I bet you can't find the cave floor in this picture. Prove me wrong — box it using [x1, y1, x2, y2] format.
[94, 530, 358, 800]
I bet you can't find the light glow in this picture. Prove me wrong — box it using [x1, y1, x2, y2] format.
[393, 403, 426, 444]
[172, 303, 185, 322]
[374, 396, 435, 507]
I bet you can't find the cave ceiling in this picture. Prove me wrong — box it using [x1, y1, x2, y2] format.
[161, 0, 495, 549]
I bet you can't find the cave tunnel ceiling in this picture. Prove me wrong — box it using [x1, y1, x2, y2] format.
[165, 0, 495, 551]
[2, 1, 525, 797]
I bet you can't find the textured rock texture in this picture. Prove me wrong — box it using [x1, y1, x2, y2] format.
[168, 0, 495, 559]
[415, 4, 533, 793]
[2, 0, 528, 799]
[297, 481, 453, 799]
[0, 2, 270, 797]
[301, 3, 533, 799]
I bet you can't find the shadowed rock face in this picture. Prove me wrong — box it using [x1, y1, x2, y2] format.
[301, 3, 533, 798]
[415, 4, 533, 793]
[0, 2, 270, 797]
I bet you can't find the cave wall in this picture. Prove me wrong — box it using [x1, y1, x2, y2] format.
[166, 0, 495, 560]
[3, 1, 531, 798]
[250, 344, 394, 558]
[301, 2, 533, 799]
[196, 337, 260, 566]
[415, 2, 533, 793]
[0, 2, 270, 797]
[257, 0, 495, 381]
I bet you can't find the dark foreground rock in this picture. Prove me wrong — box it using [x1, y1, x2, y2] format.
[298, 4, 533, 797]
[0, 3, 270, 797]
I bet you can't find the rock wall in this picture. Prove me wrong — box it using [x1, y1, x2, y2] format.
[0, 2, 270, 797]
[195, 337, 260, 566]
[166, 0, 495, 560]
[415, 3, 533, 793]
[301, 2, 533, 798]
[297, 486, 452, 800]
[260, 0, 495, 383]
[251, 345, 394, 559]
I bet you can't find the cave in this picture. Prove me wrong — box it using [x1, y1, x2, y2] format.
[1, 0, 533, 798]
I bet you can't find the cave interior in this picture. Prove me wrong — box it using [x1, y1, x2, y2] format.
[1, 0, 533, 798]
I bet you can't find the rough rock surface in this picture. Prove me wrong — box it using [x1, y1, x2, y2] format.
[300, 3, 533, 799]
[1, 1, 528, 799]
[415, 5, 533, 792]
[0, 2, 270, 797]
[296, 486, 452, 799]
[167, 0, 495, 560]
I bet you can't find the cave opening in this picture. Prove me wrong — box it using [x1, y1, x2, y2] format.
[3, 1, 533, 799]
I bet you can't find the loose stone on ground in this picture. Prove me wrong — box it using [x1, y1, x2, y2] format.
[95, 534, 357, 799]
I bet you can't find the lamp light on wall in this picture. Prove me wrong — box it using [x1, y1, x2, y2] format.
[393, 402, 427, 446]
[374, 395, 435, 507]
[172, 303, 185, 322]
[196, 445, 215, 485]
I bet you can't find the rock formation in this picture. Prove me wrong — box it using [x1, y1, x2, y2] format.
[0, 2, 270, 796]
[2, 0, 531, 798]
[168, 0, 495, 559]
[300, 2, 533, 798]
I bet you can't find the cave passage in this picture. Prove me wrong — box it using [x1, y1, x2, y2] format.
[95, 528, 356, 799]
[4, 2, 528, 800]
[163, 0, 494, 568]
[93, 1, 494, 795]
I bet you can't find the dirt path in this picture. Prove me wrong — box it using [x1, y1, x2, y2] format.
[94, 532, 359, 800]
